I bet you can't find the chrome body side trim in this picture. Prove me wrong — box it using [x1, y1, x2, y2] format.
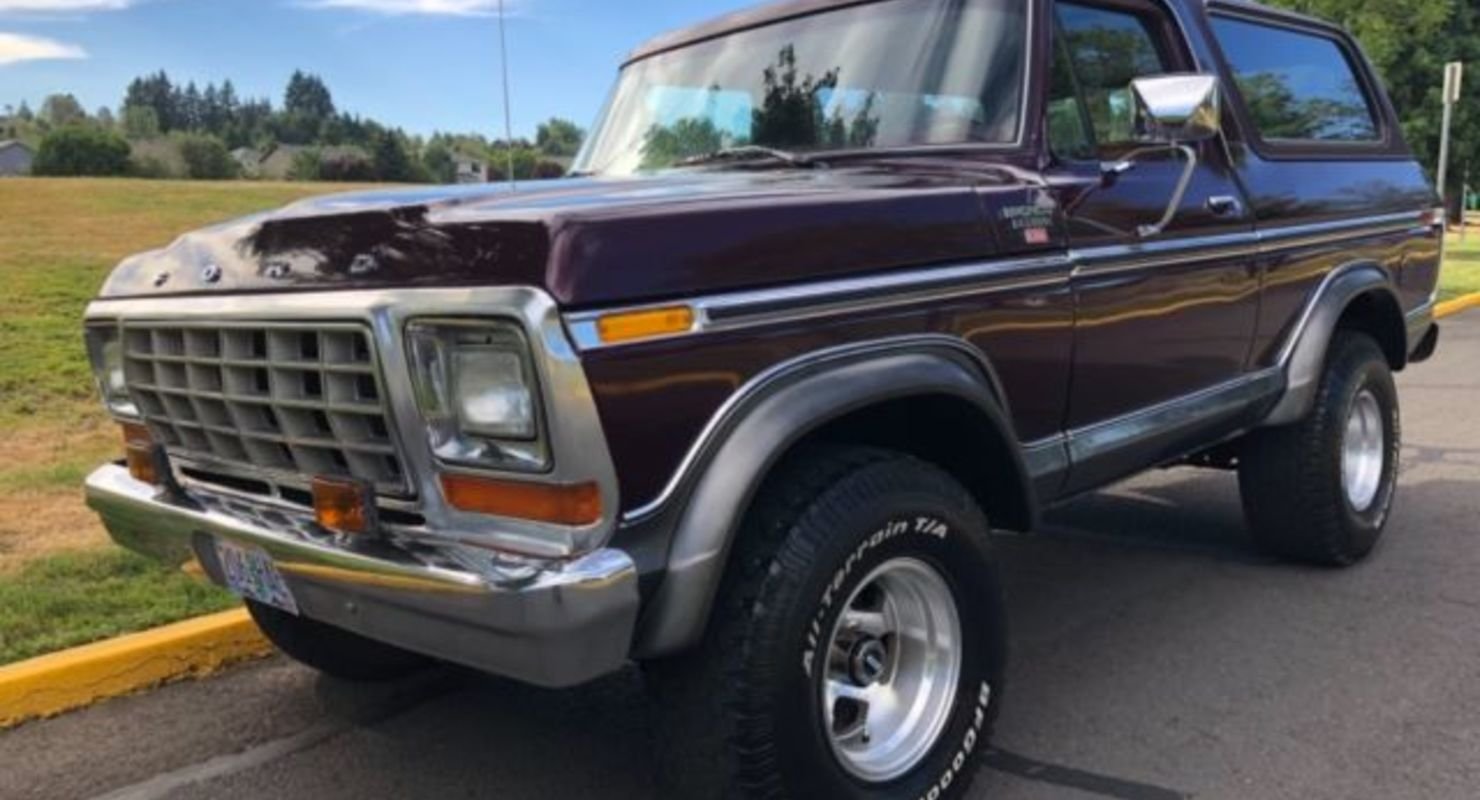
[85, 288, 619, 560]
[85, 463, 639, 688]
[566, 211, 1425, 351]
[565, 255, 1072, 351]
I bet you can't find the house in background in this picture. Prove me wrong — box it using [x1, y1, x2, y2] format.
[453, 153, 488, 184]
[0, 140, 34, 177]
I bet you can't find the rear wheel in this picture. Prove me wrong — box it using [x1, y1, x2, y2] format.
[646, 446, 1007, 799]
[1239, 331, 1400, 566]
[246, 600, 430, 682]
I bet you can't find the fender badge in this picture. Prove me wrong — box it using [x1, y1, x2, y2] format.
[265, 261, 293, 280]
[200, 263, 223, 284]
[153, 271, 171, 288]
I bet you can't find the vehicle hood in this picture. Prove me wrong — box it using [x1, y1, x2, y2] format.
[98, 165, 1054, 307]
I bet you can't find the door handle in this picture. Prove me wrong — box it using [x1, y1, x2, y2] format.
[1207, 195, 1244, 217]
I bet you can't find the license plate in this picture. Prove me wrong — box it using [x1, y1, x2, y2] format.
[215, 539, 299, 615]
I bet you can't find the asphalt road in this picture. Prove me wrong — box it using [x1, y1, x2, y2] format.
[5, 314, 1478, 800]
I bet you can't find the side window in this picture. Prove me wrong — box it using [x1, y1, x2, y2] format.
[1055, 2, 1172, 154]
[1047, 24, 1096, 161]
[1211, 16, 1380, 143]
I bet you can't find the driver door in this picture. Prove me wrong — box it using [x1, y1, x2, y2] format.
[1044, 0, 1259, 492]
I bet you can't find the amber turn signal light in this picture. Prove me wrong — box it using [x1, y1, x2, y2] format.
[312, 476, 377, 535]
[441, 474, 602, 526]
[596, 306, 695, 345]
[120, 422, 159, 484]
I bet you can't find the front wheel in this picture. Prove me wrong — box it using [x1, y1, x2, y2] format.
[1239, 331, 1401, 566]
[646, 446, 1007, 799]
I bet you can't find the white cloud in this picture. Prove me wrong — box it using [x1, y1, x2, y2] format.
[300, 0, 519, 16]
[0, 0, 133, 10]
[0, 31, 86, 65]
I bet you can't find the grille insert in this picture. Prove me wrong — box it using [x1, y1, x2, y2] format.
[122, 322, 410, 496]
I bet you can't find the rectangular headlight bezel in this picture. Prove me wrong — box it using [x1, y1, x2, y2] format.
[84, 322, 140, 420]
[405, 317, 550, 473]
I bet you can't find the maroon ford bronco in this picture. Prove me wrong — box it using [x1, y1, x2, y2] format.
[84, 0, 1442, 796]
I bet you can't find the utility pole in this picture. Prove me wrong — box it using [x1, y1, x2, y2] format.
[1437, 62, 1462, 228]
[498, 0, 517, 192]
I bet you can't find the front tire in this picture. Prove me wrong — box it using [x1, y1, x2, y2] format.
[246, 600, 431, 682]
[646, 446, 1007, 799]
[1239, 331, 1401, 566]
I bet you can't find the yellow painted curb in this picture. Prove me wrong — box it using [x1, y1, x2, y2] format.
[1436, 292, 1480, 320]
[0, 608, 269, 728]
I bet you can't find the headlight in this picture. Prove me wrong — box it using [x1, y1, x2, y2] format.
[84, 324, 139, 418]
[406, 320, 546, 470]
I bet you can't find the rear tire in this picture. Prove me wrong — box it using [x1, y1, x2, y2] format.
[1239, 331, 1400, 566]
[646, 446, 1007, 799]
[246, 600, 430, 682]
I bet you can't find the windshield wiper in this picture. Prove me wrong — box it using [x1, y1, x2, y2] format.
[678, 145, 825, 169]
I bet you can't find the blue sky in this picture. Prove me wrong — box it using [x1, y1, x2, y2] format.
[0, 0, 754, 138]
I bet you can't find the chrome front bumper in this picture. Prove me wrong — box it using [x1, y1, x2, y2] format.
[85, 464, 639, 688]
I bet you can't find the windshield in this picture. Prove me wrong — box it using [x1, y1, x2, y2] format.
[571, 0, 1028, 177]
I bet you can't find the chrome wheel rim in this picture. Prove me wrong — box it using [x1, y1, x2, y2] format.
[821, 557, 962, 783]
[1342, 389, 1386, 512]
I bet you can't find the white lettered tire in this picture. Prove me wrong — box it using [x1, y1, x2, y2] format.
[646, 446, 1007, 799]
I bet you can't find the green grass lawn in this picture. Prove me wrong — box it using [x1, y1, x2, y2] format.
[0, 550, 237, 666]
[1442, 233, 1480, 302]
[0, 178, 362, 663]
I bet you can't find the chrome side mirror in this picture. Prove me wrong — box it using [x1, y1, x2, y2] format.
[1106, 73, 1224, 238]
[1131, 74, 1221, 143]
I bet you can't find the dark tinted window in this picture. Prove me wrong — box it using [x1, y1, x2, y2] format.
[1212, 17, 1379, 143]
[1056, 3, 1172, 150]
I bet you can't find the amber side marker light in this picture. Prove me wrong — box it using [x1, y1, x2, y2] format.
[120, 422, 159, 484]
[441, 473, 602, 527]
[596, 306, 695, 345]
[312, 476, 377, 535]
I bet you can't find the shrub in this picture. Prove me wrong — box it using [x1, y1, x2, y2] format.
[534, 160, 568, 180]
[287, 148, 322, 181]
[176, 133, 237, 180]
[32, 127, 131, 177]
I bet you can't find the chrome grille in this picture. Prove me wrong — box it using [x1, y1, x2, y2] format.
[121, 322, 411, 497]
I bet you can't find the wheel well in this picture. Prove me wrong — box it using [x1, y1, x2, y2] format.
[779, 394, 1034, 532]
[1337, 290, 1407, 370]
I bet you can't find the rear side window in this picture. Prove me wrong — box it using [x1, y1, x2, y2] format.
[1211, 16, 1380, 143]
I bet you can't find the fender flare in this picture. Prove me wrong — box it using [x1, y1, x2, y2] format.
[1263, 262, 1406, 427]
[632, 335, 1033, 657]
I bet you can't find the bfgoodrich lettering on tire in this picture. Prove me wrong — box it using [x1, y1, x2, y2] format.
[646, 446, 1007, 799]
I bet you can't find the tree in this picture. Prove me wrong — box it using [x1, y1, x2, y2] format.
[640, 117, 727, 169]
[39, 94, 87, 128]
[95, 107, 116, 130]
[536, 117, 585, 157]
[176, 133, 237, 179]
[122, 105, 161, 140]
[284, 71, 335, 121]
[422, 140, 456, 184]
[32, 127, 131, 176]
[371, 129, 415, 181]
[15, 101, 33, 122]
[124, 72, 179, 131]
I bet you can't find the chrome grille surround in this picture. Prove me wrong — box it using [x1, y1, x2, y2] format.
[122, 321, 412, 497]
[84, 287, 621, 560]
